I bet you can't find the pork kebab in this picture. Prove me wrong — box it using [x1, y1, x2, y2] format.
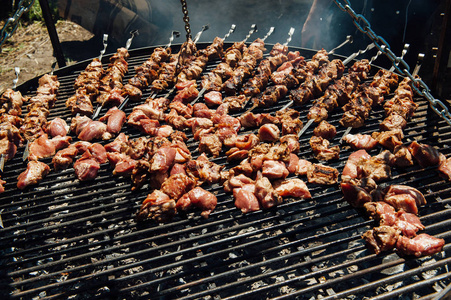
[0, 67, 23, 174]
[65, 34, 109, 116]
[91, 30, 139, 119]
[338, 43, 410, 141]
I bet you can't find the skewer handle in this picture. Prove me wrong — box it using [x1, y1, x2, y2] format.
[22, 141, 30, 161]
[242, 24, 257, 42]
[369, 45, 385, 65]
[125, 30, 139, 50]
[166, 31, 180, 48]
[99, 34, 109, 60]
[412, 53, 425, 77]
[389, 43, 409, 72]
[223, 24, 236, 40]
[12, 67, 20, 90]
[49, 60, 57, 76]
[193, 24, 209, 43]
[262, 27, 275, 42]
[343, 43, 375, 66]
[283, 27, 295, 46]
[328, 35, 353, 54]
[92, 105, 102, 120]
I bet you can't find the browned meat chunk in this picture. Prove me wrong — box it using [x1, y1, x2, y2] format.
[161, 173, 196, 200]
[309, 136, 340, 161]
[313, 120, 336, 140]
[372, 129, 404, 151]
[438, 153, 451, 181]
[137, 190, 176, 223]
[408, 141, 441, 168]
[362, 225, 400, 254]
[393, 145, 414, 167]
[307, 163, 339, 185]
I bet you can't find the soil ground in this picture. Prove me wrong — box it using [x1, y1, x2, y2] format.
[0, 20, 95, 94]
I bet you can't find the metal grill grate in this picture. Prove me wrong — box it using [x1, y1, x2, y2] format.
[0, 43, 451, 299]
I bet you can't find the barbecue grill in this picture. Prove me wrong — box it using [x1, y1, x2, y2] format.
[1, 42, 451, 300]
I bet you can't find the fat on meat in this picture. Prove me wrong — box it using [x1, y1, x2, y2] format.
[137, 190, 176, 222]
[74, 150, 100, 181]
[255, 176, 283, 209]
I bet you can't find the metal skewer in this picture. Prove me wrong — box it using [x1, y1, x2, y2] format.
[412, 53, 425, 77]
[389, 43, 409, 72]
[156, 25, 211, 100]
[98, 34, 109, 62]
[92, 30, 138, 119]
[0, 67, 20, 171]
[328, 35, 353, 54]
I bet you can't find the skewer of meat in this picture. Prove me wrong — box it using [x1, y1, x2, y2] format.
[220, 27, 275, 98]
[66, 34, 109, 116]
[254, 35, 353, 118]
[191, 24, 260, 106]
[21, 62, 60, 161]
[297, 43, 377, 138]
[117, 30, 180, 110]
[146, 25, 211, 100]
[338, 44, 410, 142]
[0, 67, 23, 172]
[91, 30, 139, 119]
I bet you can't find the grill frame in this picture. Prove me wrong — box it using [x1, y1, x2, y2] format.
[1, 42, 451, 299]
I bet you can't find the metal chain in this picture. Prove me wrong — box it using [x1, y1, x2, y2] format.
[333, 0, 451, 127]
[180, 0, 191, 41]
[0, 0, 36, 49]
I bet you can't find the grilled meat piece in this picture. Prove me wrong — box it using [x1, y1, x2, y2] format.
[161, 173, 197, 200]
[393, 145, 414, 167]
[307, 163, 339, 185]
[73, 150, 101, 181]
[28, 134, 56, 161]
[255, 175, 283, 209]
[99, 107, 126, 134]
[137, 190, 176, 223]
[176, 187, 218, 218]
[17, 160, 50, 189]
[384, 184, 426, 212]
[362, 225, 400, 254]
[372, 129, 404, 151]
[46, 117, 69, 137]
[233, 184, 261, 214]
[408, 141, 441, 168]
[396, 234, 445, 257]
[273, 178, 311, 199]
[379, 113, 407, 131]
[313, 120, 336, 140]
[438, 154, 451, 181]
[342, 133, 378, 151]
[309, 136, 340, 161]
[341, 177, 377, 208]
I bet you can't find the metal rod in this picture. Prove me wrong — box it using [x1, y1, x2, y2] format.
[38, 0, 65, 67]
[243, 24, 257, 42]
[98, 34, 109, 61]
[298, 118, 314, 138]
[328, 35, 353, 54]
[412, 53, 425, 77]
[342, 42, 375, 66]
[389, 43, 409, 72]
[193, 24, 209, 43]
